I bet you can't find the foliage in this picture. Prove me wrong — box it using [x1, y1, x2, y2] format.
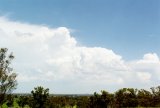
[114, 88, 138, 108]
[2, 102, 8, 108]
[89, 90, 113, 108]
[150, 86, 160, 106]
[0, 48, 17, 105]
[137, 89, 152, 107]
[1, 86, 160, 108]
[17, 96, 30, 107]
[47, 96, 77, 108]
[76, 96, 90, 108]
[47, 95, 90, 108]
[6, 94, 14, 107]
[30, 86, 49, 108]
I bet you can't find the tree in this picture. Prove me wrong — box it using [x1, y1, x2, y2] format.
[0, 48, 17, 105]
[76, 96, 90, 108]
[31, 86, 49, 108]
[17, 96, 30, 107]
[150, 86, 160, 106]
[137, 89, 152, 107]
[89, 90, 113, 108]
[114, 88, 138, 108]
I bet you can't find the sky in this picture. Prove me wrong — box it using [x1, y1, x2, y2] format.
[0, 0, 160, 94]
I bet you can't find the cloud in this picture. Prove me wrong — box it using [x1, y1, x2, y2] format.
[137, 72, 151, 82]
[0, 17, 160, 93]
[129, 53, 160, 84]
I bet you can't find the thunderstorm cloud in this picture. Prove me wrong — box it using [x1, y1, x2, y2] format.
[0, 17, 160, 93]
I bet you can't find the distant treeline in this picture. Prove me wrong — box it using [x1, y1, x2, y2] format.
[2, 85, 160, 108]
[13, 93, 92, 97]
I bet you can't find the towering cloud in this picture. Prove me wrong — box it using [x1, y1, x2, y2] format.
[0, 17, 159, 93]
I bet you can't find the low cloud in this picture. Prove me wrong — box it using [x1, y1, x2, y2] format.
[0, 17, 160, 93]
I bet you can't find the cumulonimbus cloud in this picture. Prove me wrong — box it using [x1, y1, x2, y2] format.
[0, 17, 160, 93]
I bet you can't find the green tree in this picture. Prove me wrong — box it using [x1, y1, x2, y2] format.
[17, 96, 30, 108]
[89, 90, 113, 108]
[114, 88, 138, 108]
[6, 94, 14, 107]
[0, 48, 17, 106]
[150, 86, 160, 106]
[31, 86, 49, 108]
[137, 89, 152, 107]
[76, 96, 90, 108]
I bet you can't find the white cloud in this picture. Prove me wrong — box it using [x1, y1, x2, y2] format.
[0, 17, 160, 93]
[138, 53, 159, 63]
[137, 72, 151, 82]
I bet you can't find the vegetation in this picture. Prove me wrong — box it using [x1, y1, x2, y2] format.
[1, 48, 160, 108]
[1, 86, 160, 108]
[89, 91, 113, 108]
[30, 86, 49, 108]
[0, 48, 17, 106]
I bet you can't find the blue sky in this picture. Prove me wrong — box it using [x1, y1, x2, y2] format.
[0, 0, 160, 60]
[0, 0, 160, 93]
